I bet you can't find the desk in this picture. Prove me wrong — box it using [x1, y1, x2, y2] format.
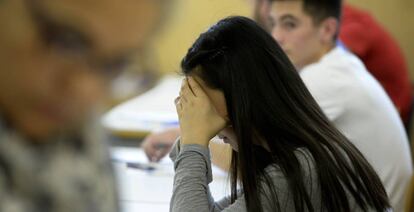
[111, 147, 230, 212]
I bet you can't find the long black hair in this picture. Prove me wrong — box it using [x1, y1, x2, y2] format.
[181, 16, 389, 212]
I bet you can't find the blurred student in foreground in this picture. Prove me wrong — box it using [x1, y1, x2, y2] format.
[0, 0, 162, 211]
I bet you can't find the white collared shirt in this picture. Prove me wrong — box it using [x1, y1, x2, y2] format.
[300, 46, 412, 212]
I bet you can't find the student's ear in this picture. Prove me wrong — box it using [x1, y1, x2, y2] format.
[318, 17, 339, 44]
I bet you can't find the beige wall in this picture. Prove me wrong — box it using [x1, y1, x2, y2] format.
[346, 0, 414, 79]
[150, 0, 414, 80]
[148, 0, 251, 74]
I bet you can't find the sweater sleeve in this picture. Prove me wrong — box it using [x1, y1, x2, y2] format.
[169, 140, 254, 212]
[169, 139, 299, 211]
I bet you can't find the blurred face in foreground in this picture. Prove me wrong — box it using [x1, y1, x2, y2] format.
[0, 0, 162, 141]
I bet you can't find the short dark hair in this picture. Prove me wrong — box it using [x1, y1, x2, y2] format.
[270, 0, 342, 24]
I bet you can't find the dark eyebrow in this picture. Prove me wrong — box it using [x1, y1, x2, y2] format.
[27, 1, 92, 48]
[26, 0, 145, 66]
[279, 14, 299, 22]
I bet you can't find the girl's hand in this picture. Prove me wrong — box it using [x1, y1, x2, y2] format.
[175, 77, 227, 147]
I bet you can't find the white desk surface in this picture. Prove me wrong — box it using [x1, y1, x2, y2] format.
[111, 147, 230, 212]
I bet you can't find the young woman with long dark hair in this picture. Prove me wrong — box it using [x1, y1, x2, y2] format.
[170, 16, 390, 212]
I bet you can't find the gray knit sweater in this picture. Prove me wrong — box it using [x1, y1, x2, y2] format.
[169, 140, 382, 212]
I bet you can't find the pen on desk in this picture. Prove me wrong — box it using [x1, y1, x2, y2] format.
[126, 162, 156, 171]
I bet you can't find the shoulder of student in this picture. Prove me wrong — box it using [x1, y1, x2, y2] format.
[299, 48, 370, 97]
[259, 148, 320, 211]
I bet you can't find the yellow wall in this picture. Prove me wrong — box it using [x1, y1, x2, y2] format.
[149, 0, 251, 74]
[345, 0, 414, 78]
[151, 0, 414, 79]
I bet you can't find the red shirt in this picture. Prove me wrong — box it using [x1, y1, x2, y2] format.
[340, 4, 412, 124]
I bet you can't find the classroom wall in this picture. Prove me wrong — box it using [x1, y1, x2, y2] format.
[150, 0, 414, 80]
[148, 0, 251, 75]
[347, 0, 414, 79]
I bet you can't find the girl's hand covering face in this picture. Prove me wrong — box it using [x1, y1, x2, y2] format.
[175, 77, 227, 147]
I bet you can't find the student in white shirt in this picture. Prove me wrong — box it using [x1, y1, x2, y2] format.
[266, 1, 412, 211]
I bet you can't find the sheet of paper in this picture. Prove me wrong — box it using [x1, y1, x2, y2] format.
[111, 147, 230, 207]
[103, 75, 182, 133]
